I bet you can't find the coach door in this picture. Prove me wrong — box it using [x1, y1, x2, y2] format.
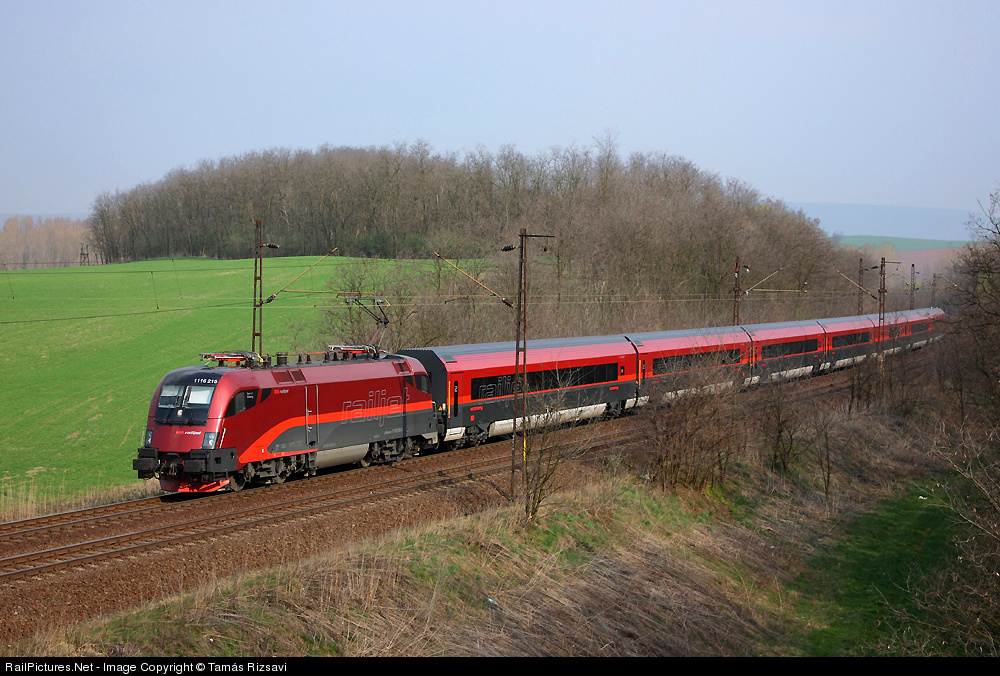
[450, 373, 462, 420]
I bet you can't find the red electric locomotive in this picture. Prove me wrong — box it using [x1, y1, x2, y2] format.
[134, 347, 437, 492]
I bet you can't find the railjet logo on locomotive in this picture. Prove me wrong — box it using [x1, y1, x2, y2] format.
[133, 309, 943, 493]
[342, 387, 407, 427]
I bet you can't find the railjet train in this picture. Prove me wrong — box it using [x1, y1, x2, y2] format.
[134, 308, 943, 492]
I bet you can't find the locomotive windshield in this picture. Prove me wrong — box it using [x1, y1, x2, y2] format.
[155, 384, 216, 426]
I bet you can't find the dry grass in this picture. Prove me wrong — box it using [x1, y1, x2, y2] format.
[0, 479, 162, 523]
[14, 477, 776, 656]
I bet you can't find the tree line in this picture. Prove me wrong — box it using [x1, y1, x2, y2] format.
[1, 216, 90, 269]
[87, 139, 883, 331]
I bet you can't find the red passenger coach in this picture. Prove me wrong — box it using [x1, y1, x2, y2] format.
[401, 335, 639, 447]
[815, 308, 944, 371]
[625, 326, 753, 395]
[879, 308, 944, 349]
[905, 308, 945, 347]
[741, 319, 828, 383]
[815, 315, 879, 370]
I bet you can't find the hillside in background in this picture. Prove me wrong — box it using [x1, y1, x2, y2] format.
[792, 202, 973, 241]
[835, 235, 968, 251]
[832, 235, 966, 281]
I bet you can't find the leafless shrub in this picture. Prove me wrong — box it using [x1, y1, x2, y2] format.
[846, 346, 929, 419]
[847, 352, 879, 413]
[630, 370, 748, 491]
[933, 445, 1000, 655]
[882, 339, 931, 417]
[808, 405, 852, 515]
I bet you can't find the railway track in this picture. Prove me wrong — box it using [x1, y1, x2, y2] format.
[0, 495, 173, 538]
[0, 421, 643, 586]
[0, 457, 487, 583]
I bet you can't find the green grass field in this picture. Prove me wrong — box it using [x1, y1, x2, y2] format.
[835, 235, 968, 251]
[0, 256, 352, 498]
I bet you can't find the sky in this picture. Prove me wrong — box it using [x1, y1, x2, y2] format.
[1, 0, 997, 238]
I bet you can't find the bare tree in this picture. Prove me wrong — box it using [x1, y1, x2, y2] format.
[810, 407, 845, 515]
[518, 390, 602, 524]
[945, 188, 1000, 424]
[0, 216, 89, 269]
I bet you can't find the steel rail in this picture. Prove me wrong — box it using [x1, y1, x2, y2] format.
[0, 496, 176, 538]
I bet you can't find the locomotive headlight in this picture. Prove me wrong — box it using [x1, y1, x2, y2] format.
[144, 429, 154, 447]
[203, 432, 218, 449]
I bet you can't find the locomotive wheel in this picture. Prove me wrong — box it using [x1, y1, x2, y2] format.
[228, 471, 247, 493]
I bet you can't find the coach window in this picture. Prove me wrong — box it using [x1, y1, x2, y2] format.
[155, 384, 216, 426]
[652, 349, 742, 375]
[761, 339, 819, 360]
[832, 332, 870, 348]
